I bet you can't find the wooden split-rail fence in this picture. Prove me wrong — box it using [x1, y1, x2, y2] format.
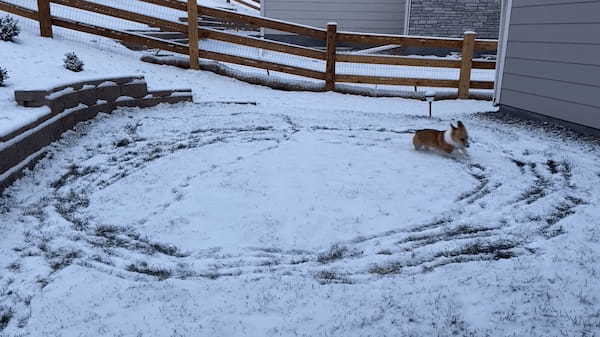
[226, 0, 260, 12]
[0, 0, 498, 98]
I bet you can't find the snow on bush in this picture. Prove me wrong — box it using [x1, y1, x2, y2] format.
[0, 66, 8, 87]
[64, 52, 84, 72]
[0, 15, 20, 42]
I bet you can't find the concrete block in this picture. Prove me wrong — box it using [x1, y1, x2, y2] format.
[95, 102, 116, 114]
[120, 82, 148, 98]
[48, 99, 65, 115]
[113, 76, 143, 85]
[96, 85, 121, 102]
[58, 92, 81, 110]
[148, 90, 172, 98]
[114, 99, 139, 109]
[14, 90, 47, 107]
[77, 88, 97, 106]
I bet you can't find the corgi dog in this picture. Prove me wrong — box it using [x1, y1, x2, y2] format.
[413, 121, 469, 154]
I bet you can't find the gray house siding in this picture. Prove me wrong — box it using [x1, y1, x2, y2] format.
[262, 0, 501, 43]
[499, 0, 600, 130]
[262, 0, 406, 34]
[408, 0, 501, 39]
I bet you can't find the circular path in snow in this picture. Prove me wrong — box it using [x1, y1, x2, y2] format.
[1, 101, 599, 336]
[3, 101, 595, 281]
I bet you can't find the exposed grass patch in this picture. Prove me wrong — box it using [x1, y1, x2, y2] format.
[545, 196, 585, 226]
[435, 241, 517, 260]
[0, 305, 14, 330]
[368, 263, 402, 275]
[314, 270, 352, 285]
[546, 159, 559, 174]
[457, 168, 490, 203]
[36, 278, 49, 289]
[290, 257, 310, 265]
[126, 262, 171, 280]
[113, 138, 131, 148]
[190, 126, 274, 134]
[197, 271, 241, 280]
[90, 254, 114, 266]
[146, 242, 185, 257]
[560, 160, 573, 182]
[95, 224, 123, 236]
[317, 244, 348, 263]
[51, 164, 98, 189]
[410, 217, 453, 233]
[6, 262, 21, 272]
[90, 225, 188, 258]
[55, 190, 90, 217]
[511, 158, 526, 169]
[317, 244, 361, 264]
[48, 249, 82, 272]
[516, 163, 551, 205]
[21, 204, 47, 221]
[376, 249, 393, 255]
[397, 224, 496, 248]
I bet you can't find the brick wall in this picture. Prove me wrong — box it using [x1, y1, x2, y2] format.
[408, 0, 500, 39]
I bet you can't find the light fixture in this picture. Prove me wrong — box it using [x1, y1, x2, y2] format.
[425, 90, 435, 118]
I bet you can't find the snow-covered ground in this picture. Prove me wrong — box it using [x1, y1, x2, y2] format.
[2, 12, 600, 337]
[0, 0, 495, 138]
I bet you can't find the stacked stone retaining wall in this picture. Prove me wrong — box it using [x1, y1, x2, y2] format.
[0, 76, 192, 194]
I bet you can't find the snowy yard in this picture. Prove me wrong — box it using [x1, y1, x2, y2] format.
[2, 98, 600, 336]
[1, 17, 600, 337]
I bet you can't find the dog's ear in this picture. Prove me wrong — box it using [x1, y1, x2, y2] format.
[457, 121, 464, 128]
[450, 123, 457, 129]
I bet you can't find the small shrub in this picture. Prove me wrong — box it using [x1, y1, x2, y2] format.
[64, 52, 84, 72]
[0, 15, 20, 42]
[0, 66, 7, 87]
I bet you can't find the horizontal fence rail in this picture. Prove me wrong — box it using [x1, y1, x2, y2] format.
[200, 28, 326, 60]
[229, 0, 260, 11]
[0, 0, 498, 98]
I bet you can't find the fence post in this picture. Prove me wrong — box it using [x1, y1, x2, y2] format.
[325, 22, 337, 91]
[187, 0, 200, 70]
[36, 0, 53, 38]
[458, 31, 476, 99]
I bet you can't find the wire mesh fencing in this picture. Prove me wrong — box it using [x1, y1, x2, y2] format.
[0, 0, 497, 98]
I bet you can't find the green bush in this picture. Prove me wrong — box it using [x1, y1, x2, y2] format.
[0, 15, 20, 42]
[64, 52, 84, 72]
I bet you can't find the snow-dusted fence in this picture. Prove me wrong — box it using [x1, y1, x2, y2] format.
[0, 0, 497, 99]
[226, 0, 259, 11]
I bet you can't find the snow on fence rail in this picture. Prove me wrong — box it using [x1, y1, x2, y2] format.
[227, 0, 259, 11]
[0, 0, 497, 99]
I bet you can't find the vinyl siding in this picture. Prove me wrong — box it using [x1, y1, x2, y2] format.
[500, 0, 600, 129]
[262, 0, 406, 34]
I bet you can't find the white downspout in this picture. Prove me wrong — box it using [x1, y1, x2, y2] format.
[494, 0, 512, 105]
[403, 0, 412, 35]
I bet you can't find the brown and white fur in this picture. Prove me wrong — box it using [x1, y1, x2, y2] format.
[412, 121, 469, 155]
